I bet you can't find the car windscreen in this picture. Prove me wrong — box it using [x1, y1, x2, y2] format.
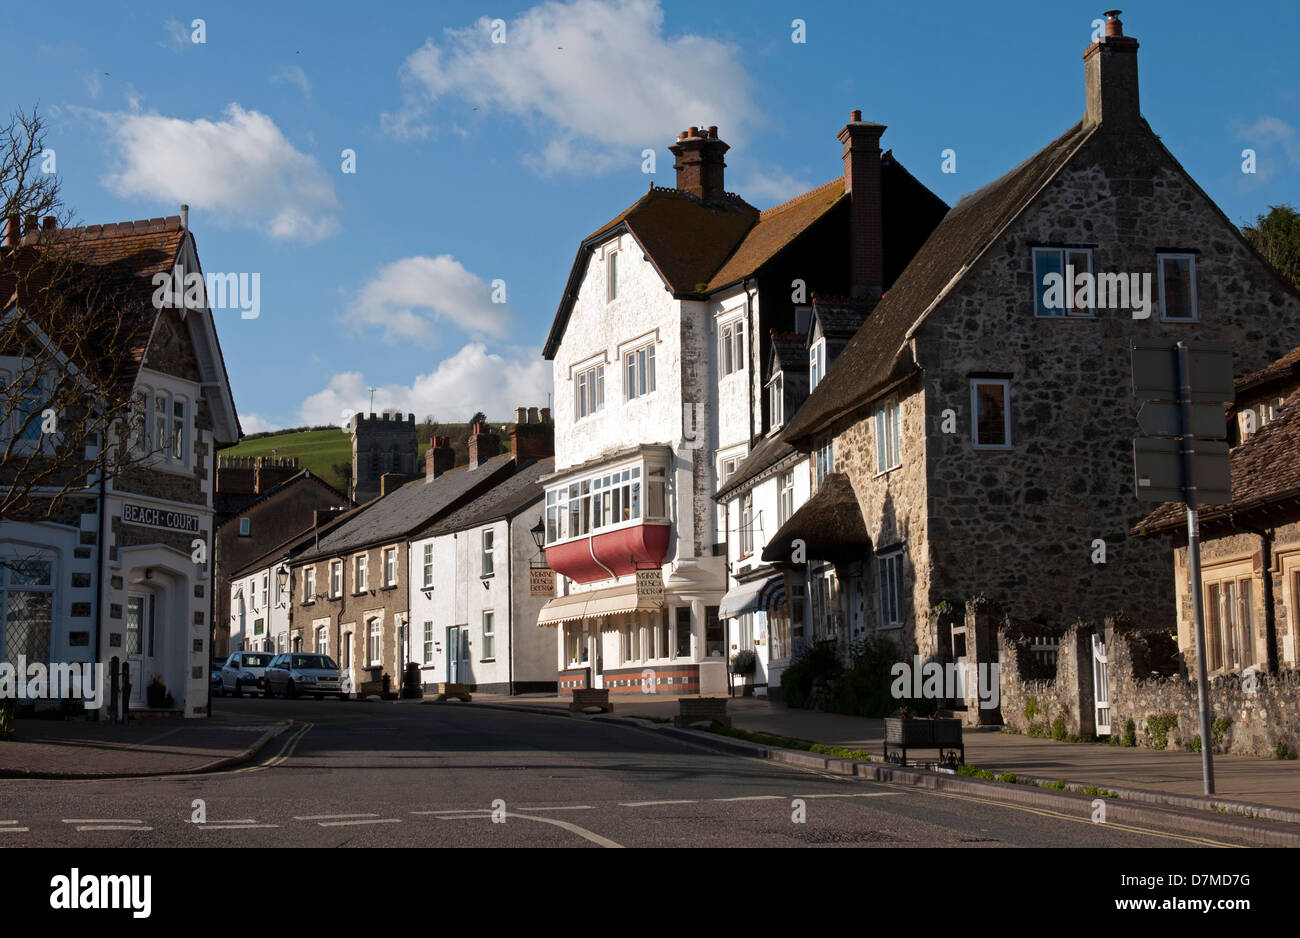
[241, 655, 272, 667]
[291, 655, 339, 670]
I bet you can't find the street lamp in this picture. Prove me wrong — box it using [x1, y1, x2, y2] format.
[530, 519, 546, 556]
[275, 566, 289, 602]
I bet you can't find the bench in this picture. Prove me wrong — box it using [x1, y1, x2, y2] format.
[676, 697, 730, 729]
[569, 688, 612, 713]
[433, 682, 472, 702]
[883, 717, 964, 767]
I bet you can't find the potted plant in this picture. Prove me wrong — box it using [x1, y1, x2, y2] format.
[730, 649, 757, 697]
[146, 676, 168, 709]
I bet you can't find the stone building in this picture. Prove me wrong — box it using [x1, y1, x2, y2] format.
[770, 12, 1300, 677]
[349, 411, 419, 504]
[211, 457, 350, 656]
[538, 113, 946, 695]
[0, 211, 240, 717]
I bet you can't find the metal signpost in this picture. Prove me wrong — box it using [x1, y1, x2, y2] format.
[1132, 340, 1233, 795]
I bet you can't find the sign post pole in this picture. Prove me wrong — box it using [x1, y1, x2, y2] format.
[1177, 342, 1215, 795]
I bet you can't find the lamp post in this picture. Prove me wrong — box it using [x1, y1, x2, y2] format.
[530, 520, 546, 557]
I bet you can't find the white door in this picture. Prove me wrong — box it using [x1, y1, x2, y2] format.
[1092, 634, 1111, 736]
[126, 594, 154, 706]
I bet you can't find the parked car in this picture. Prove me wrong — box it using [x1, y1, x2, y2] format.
[264, 654, 348, 700]
[210, 655, 228, 695]
[220, 651, 273, 697]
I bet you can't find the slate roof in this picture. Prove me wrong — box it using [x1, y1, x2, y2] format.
[293, 453, 516, 562]
[783, 122, 1095, 442]
[715, 433, 800, 501]
[2, 216, 188, 396]
[422, 458, 553, 537]
[1135, 389, 1300, 535]
[1237, 345, 1300, 397]
[769, 331, 808, 373]
[761, 473, 870, 563]
[809, 296, 870, 342]
[229, 504, 363, 579]
[215, 470, 350, 530]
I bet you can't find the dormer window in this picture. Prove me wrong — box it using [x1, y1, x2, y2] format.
[810, 340, 826, 389]
[768, 372, 784, 430]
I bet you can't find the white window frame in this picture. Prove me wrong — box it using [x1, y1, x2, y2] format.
[739, 492, 754, 557]
[877, 550, 904, 628]
[423, 621, 434, 665]
[719, 318, 745, 377]
[575, 364, 605, 420]
[606, 250, 619, 302]
[767, 372, 784, 430]
[778, 469, 795, 526]
[875, 398, 902, 474]
[482, 610, 495, 660]
[368, 618, 382, 666]
[330, 560, 342, 598]
[815, 439, 834, 485]
[624, 342, 656, 401]
[1032, 246, 1095, 318]
[383, 547, 397, 587]
[422, 543, 434, 588]
[1157, 252, 1198, 322]
[316, 626, 328, 655]
[481, 529, 495, 577]
[971, 379, 1013, 451]
[354, 554, 367, 592]
[302, 567, 315, 603]
[238, 517, 250, 537]
[809, 339, 826, 389]
[545, 460, 660, 546]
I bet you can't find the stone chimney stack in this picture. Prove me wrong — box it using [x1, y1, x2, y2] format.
[837, 110, 886, 301]
[3, 215, 20, 248]
[1084, 10, 1140, 131]
[668, 126, 729, 201]
[425, 436, 455, 478]
[380, 472, 407, 497]
[468, 422, 501, 467]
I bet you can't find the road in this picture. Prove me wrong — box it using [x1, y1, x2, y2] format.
[0, 699, 1258, 847]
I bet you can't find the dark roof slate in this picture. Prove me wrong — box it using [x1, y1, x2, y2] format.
[423, 458, 553, 537]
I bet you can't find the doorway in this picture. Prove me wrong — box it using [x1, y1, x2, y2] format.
[126, 593, 155, 706]
[446, 625, 461, 683]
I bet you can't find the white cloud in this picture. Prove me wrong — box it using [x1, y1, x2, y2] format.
[160, 19, 189, 52]
[298, 346, 551, 426]
[1237, 116, 1300, 179]
[738, 166, 816, 208]
[270, 64, 312, 100]
[98, 104, 339, 242]
[382, 0, 758, 174]
[83, 72, 101, 100]
[238, 413, 281, 435]
[345, 255, 511, 345]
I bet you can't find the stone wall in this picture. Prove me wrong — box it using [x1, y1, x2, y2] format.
[998, 618, 1096, 738]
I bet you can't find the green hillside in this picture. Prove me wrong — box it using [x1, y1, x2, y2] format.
[218, 423, 477, 493]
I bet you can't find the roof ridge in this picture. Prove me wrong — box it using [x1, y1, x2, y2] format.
[61, 216, 184, 240]
[759, 177, 842, 217]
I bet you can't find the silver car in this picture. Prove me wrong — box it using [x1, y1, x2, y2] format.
[264, 653, 348, 700]
[220, 651, 273, 697]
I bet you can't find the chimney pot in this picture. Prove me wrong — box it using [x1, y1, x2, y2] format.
[1105, 9, 1123, 36]
[4, 215, 19, 248]
[669, 125, 730, 201]
[527, 406, 540, 424]
[514, 407, 527, 424]
[180, 204, 189, 229]
[851, 109, 862, 122]
[540, 407, 552, 424]
[1084, 9, 1140, 130]
[687, 126, 699, 137]
[41, 216, 56, 230]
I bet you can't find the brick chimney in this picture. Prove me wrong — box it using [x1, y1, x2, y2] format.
[254, 456, 300, 494]
[468, 422, 501, 467]
[837, 110, 886, 301]
[510, 406, 554, 462]
[1084, 10, 1140, 131]
[380, 472, 407, 496]
[668, 126, 729, 201]
[425, 436, 455, 478]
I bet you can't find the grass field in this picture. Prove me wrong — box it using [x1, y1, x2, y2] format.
[217, 425, 473, 493]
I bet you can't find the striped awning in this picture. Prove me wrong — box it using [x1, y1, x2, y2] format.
[537, 582, 664, 628]
[718, 574, 786, 619]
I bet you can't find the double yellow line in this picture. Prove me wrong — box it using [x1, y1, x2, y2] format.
[234, 721, 313, 775]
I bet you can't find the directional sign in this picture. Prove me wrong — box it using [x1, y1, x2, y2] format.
[1136, 401, 1228, 439]
[1132, 341, 1234, 404]
[1134, 438, 1232, 503]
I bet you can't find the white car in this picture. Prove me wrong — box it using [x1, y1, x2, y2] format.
[220, 651, 273, 697]
[264, 653, 349, 700]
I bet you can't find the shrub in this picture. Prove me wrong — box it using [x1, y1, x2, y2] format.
[1147, 713, 1178, 751]
[1186, 736, 1202, 753]
[780, 642, 840, 709]
[1045, 779, 1068, 790]
[1027, 722, 1047, 738]
[1212, 717, 1232, 752]
[1024, 697, 1041, 721]
[1051, 715, 1067, 740]
[997, 772, 1017, 784]
[730, 649, 757, 676]
[1121, 718, 1137, 748]
[1277, 742, 1298, 761]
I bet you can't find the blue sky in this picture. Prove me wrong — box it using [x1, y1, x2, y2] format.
[5, 0, 1297, 433]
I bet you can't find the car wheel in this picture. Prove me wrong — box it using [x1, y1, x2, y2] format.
[286, 679, 296, 699]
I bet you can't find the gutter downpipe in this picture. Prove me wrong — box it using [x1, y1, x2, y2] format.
[1227, 511, 1279, 676]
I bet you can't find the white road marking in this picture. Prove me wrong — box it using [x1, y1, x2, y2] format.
[515, 805, 595, 811]
[712, 795, 784, 802]
[618, 799, 697, 807]
[437, 810, 623, 848]
[62, 818, 144, 824]
[187, 818, 258, 825]
[0, 826, 29, 833]
[317, 818, 402, 828]
[293, 813, 378, 821]
[198, 824, 280, 830]
[792, 793, 900, 799]
[76, 826, 153, 832]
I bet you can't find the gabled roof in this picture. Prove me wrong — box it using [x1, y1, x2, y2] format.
[808, 296, 869, 344]
[706, 178, 844, 292]
[768, 331, 808, 375]
[1237, 345, 1300, 398]
[1135, 390, 1300, 536]
[714, 432, 800, 501]
[293, 454, 516, 563]
[421, 457, 553, 538]
[229, 504, 363, 579]
[784, 122, 1094, 441]
[215, 470, 351, 531]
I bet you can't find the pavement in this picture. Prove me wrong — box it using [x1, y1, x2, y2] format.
[0, 710, 289, 778]
[464, 692, 1300, 819]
